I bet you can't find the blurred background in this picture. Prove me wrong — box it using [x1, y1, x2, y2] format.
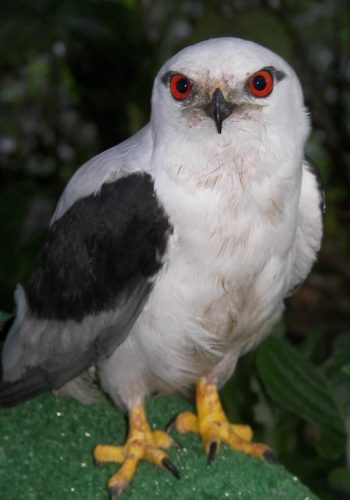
[0, 1, 349, 498]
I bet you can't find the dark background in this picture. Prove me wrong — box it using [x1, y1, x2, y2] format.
[0, 1, 349, 498]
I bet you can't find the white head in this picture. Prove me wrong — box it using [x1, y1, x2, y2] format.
[151, 38, 309, 178]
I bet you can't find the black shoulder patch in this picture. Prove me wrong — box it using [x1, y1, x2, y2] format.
[28, 172, 172, 322]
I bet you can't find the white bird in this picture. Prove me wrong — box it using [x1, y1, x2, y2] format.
[0, 37, 324, 497]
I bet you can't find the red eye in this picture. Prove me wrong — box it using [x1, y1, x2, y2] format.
[170, 74, 192, 100]
[248, 70, 273, 97]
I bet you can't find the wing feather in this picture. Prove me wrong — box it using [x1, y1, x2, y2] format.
[286, 158, 324, 296]
[0, 171, 171, 406]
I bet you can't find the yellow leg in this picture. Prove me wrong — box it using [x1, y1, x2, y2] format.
[174, 377, 275, 463]
[94, 402, 178, 498]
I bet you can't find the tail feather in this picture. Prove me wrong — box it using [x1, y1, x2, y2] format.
[0, 348, 95, 408]
[0, 368, 51, 408]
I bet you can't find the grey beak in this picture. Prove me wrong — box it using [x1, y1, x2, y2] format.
[206, 89, 235, 134]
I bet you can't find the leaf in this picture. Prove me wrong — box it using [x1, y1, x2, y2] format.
[328, 467, 350, 494]
[324, 336, 350, 467]
[256, 336, 346, 459]
[0, 311, 12, 323]
[323, 334, 350, 414]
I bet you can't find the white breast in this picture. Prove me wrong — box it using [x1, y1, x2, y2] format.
[99, 153, 302, 410]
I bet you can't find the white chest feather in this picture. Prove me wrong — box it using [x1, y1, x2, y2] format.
[131, 154, 300, 389]
[99, 141, 303, 408]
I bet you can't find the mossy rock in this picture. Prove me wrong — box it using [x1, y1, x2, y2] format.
[0, 393, 318, 499]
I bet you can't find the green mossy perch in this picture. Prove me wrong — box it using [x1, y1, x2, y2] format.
[0, 393, 317, 499]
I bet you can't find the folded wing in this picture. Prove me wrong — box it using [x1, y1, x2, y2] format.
[0, 172, 171, 406]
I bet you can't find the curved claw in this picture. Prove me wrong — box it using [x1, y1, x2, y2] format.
[263, 450, 277, 464]
[93, 457, 102, 468]
[162, 457, 180, 479]
[109, 484, 124, 499]
[164, 415, 184, 449]
[207, 441, 218, 465]
[165, 415, 177, 433]
[96, 403, 179, 497]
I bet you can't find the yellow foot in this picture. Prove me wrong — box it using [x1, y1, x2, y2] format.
[93, 403, 178, 498]
[172, 377, 275, 464]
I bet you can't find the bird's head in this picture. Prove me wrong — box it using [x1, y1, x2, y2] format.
[151, 38, 309, 165]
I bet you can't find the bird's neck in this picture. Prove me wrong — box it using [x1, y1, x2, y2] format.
[153, 129, 302, 200]
[152, 129, 303, 254]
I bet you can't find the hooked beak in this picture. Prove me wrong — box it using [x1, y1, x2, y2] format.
[205, 88, 236, 134]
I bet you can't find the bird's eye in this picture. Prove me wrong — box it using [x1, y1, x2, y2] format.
[169, 74, 192, 100]
[248, 70, 274, 97]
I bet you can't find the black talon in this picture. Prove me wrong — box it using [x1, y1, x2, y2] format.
[162, 457, 180, 479]
[207, 441, 218, 464]
[263, 449, 277, 464]
[165, 415, 184, 448]
[109, 484, 123, 499]
[165, 415, 177, 433]
[92, 457, 102, 468]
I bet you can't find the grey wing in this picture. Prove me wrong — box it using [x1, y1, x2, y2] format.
[52, 124, 153, 222]
[286, 157, 324, 296]
[0, 171, 171, 407]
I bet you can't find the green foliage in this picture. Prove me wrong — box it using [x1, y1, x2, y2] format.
[329, 467, 350, 495]
[252, 334, 350, 499]
[0, 311, 12, 323]
[256, 335, 349, 459]
[220, 332, 350, 499]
